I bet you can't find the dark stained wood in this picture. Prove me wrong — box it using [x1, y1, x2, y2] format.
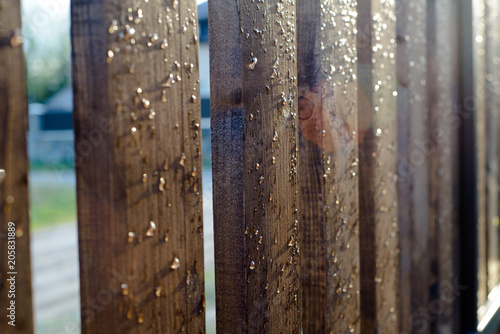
[427, 0, 460, 332]
[0, 1, 33, 332]
[457, 0, 479, 331]
[357, 0, 399, 332]
[71, 0, 205, 332]
[396, 0, 431, 333]
[209, 0, 300, 332]
[297, 0, 360, 332]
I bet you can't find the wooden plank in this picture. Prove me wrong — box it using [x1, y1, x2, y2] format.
[396, 0, 431, 332]
[296, 0, 360, 332]
[0, 1, 34, 332]
[71, 0, 205, 332]
[209, 0, 300, 332]
[427, 0, 460, 332]
[457, 0, 478, 330]
[474, 0, 489, 311]
[485, 0, 500, 295]
[357, 0, 399, 332]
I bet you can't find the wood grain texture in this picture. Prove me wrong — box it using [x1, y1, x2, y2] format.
[0, 1, 33, 332]
[297, 0, 360, 332]
[357, 0, 399, 332]
[71, 0, 205, 332]
[427, 0, 460, 332]
[396, 0, 431, 333]
[209, 0, 300, 332]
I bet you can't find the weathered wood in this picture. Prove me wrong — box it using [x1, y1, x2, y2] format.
[296, 0, 360, 332]
[209, 0, 300, 332]
[71, 0, 205, 332]
[396, 0, 431, 333]
[457, 0, 478, 331]
[357, 0, 399, 332]
[474, 0, 489, 311]
[427, 0, 460, 332]
[0, 1, 33, 332]
[485, 0, 500, 295]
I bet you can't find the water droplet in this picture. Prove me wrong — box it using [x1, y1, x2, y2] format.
[272, 131, 278, 142]
[288, 236, 295, 247]
[121, 283, 129, 296]
[171, 257, 180, 270]
[130, 127, 137, 135]
[375, 128, 382, 136]
[164, 232, 169, 242]
[107, 50, 114, 63]
[159, 177, 166, 191]
[141, 98, 150, 109]
[248, 57, 258, 70]
[127, 232, 136, 243]
[142, 173, 148, 183]
[137, 313, 144, 324]
[155, 285, 162, 297]
[191, 167, 197, 178]
[249, 261, 256, 270]
[191, 95, 197, 103]
[148, 110, 156, 120]
[108, 20, 119, 34]
[179, 153, 186, 167]
[258, 176, 264, 184]
[0, 169, 5, 183]
[9, 30, 24, 48]
[255, 163, 260, 170]
[146, 221, 157, 237]
[15, 228, 23, 237]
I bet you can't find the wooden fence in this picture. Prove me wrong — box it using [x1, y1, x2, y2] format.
[0, 0, 499, 333]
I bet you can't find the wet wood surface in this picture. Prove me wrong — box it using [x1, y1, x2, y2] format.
[297, 0, 360, 332]
[357, 0, 399, 332]
[71, 0, 205, 332]
[209, 0, 301, 332]
[0, 1, 33, 332]
[427, 0, 460, 332]
[396, 0, 431, 332]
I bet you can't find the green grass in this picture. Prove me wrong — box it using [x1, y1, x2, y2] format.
[30, 183, 77, 231]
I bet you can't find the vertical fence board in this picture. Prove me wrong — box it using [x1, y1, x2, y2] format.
[0, 1, 33, 332]
[485, 0, 500, 295]
[474, 0, 489, 311]
[427, 0, 460, 332]
[297, 0, 360, 332]
[71, 0, 205, 332]
[396, 0, 431, 332]
[357, 0, 399, 332]
[209, 0, 300, 332]
[457, 0, 478, 330]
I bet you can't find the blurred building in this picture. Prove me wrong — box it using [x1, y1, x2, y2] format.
[28, 2, 211, 166]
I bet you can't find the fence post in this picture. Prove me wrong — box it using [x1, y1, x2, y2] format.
[0, 2, 33, 333]
[474, 0, 489, 312]
[396, 0, 432, 332]
[357, 0, 399, 332]
[71, 0, 205, 332]
[209, 0, 300, 332]
[296, 0, 360, 332]
[457, 0, 478, 330]
[485, 0, 500, 298]
[427, 0, 460, 332]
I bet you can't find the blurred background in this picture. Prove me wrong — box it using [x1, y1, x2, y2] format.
[21, 0, 214, 332]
